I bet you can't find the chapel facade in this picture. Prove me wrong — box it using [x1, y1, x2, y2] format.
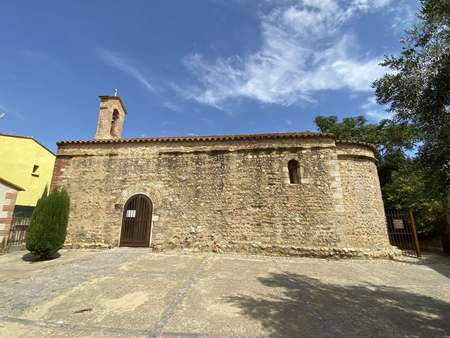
[51, 95, 396, 257]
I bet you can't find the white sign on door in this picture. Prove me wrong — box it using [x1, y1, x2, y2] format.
[126, 210, 136, 218]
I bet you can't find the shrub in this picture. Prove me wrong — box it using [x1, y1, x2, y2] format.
[26, 187, 70, 259]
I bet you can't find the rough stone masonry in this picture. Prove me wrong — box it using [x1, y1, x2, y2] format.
[51, 95, 397, 257]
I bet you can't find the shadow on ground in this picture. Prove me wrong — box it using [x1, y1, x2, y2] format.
[21, 252, 60, 263]
[390, 253, 450, 279]
[419, 253, 450, 279]
[227, 272, 450, 338]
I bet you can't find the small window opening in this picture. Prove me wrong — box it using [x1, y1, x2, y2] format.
[288, 160, 300, 184]
[32, 165, 40, 177]
[110, 109, 120, 136]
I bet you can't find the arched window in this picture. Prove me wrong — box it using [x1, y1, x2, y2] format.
[288, 159, 300, 184]
[110, 109, 120, 136]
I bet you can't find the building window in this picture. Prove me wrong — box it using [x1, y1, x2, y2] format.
[31, 165, 39, 177]
[288, 160, 300, 184]
[110, 109, 120, 136]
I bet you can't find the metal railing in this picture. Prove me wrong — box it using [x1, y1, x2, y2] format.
[385, 209, 421, 257]
[7, 217, 31, 247]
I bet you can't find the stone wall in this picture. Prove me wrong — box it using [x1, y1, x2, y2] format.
[52, 135, 396, 257]
[337, 142, 390, 249]
[0, 183, 19, 249]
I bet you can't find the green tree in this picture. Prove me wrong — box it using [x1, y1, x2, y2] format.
[382, 161, 441, 236]
[26, 187, 70, 259]
[373, 0, 450, 252]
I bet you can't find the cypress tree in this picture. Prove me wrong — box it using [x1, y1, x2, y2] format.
[26, 187, 70, 259]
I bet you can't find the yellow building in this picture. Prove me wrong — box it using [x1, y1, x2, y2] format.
[0, 133, 56, 216]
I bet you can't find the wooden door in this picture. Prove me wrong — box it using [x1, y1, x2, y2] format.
[120, 194, 152, 247]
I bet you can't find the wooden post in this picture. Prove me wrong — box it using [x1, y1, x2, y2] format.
[408, 209, 421, 258]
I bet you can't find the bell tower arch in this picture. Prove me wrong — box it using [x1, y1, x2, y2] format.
[95, 92, 127, 139]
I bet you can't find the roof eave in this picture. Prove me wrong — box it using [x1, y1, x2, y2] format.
[0, 177, 25, 191]
[56, 131, 336, 146]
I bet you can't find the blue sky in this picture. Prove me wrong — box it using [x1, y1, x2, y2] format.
[0, 0, 419, 151]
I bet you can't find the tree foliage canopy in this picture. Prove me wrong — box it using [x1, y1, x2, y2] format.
[373, 0, 450, 250]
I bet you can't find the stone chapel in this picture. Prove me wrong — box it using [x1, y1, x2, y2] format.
[51, 95, 396, 257]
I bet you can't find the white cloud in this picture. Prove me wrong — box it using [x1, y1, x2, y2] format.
[162, 101, 182, 112]
[181, 0, 393, 108]
[351, 0, 392, 10]
[0, 104, 24, 121]
[97, 49, 154, 93]
[390, 0, 418, 33]
[362, 96, 391, 121]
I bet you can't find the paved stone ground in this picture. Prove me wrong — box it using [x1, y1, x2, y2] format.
[0, 249, 449, 338]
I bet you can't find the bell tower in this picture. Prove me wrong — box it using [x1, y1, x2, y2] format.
[95, 91, 127, 139]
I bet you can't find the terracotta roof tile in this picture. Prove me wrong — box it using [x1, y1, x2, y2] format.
[336, 139, 377, 152]
[56, 131, 376, 152]
[57, 131, 333, 145]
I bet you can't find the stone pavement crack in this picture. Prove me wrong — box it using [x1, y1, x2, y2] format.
[148, 255, 212, 338]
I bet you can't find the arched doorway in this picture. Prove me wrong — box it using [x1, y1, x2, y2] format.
[120, 194, 152, 247]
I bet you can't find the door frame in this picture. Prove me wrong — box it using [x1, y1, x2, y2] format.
[119, 194, 153, 247]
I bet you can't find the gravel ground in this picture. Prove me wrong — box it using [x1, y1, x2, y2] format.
[0, 249, 449, 337]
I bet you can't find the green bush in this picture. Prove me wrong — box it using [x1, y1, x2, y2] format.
[26, 187, 70, 259]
